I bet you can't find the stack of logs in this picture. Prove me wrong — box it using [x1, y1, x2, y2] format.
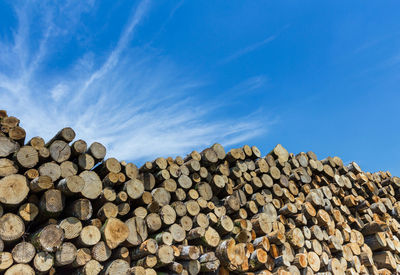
[0, 109, 400, 275]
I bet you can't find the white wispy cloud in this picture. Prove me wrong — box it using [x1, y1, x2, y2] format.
[222, 35, 277, 64]
[74, 0, 151, 102]
[230, 75, 268, 94]
[50, 83, 69, 102]
[221, 24, 290, 64]
[0, 0, 267, 162]
[145, 0, 185, 47]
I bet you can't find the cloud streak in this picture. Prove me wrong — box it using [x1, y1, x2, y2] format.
[230, 75, 268, 94]
[221, 24, 290, 64]
[0, 0, 267, 163]
[75, 0, 151, 102]
[222, 35, 277, 64]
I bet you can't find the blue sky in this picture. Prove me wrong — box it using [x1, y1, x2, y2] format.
[0, 1, 399, 175]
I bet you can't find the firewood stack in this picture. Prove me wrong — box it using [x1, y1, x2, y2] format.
[0, 109, 399, 275]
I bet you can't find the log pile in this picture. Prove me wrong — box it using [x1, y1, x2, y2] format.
[0, 109, 400, 275]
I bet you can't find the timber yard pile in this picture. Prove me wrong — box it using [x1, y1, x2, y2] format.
[0, 109, 399, 275]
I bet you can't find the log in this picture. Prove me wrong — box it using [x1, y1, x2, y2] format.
[11, 242, 35, 264]
[117, 202, 130, 216]
[200, 259, 220, 272]
[187, 227, 206, 241]
[95, 158, 121, 176]
[59, 217, 83, 240]
[270, 144, 289, 163]
[38, 147, 50, 162]
[155, 245, 174, 267]
[122, 162, 138, 179]
[55, 242, 77, 266]
[169, 223, 186, 243]
[0, 252, 13, 271]
[125, 217, 148, 246]
[186, 200, 201, 216]
[4, 264, 35, 275]
[200, 148, 218, 165]
[104, 170, 119, 187]
[328, 258, 343, 275]
[364, 232, 387, 251]
[103, 259, 129, 274]
[30, 175, 53, 192]
[78, 225, 101, 247]
[8, 126, 26, 145]
[0, 158, 18, 177]
[308, 251, 320, 272]
[169, 261, 183, 273]
[124, 179, 145, 200]
[20, 166, 35, 183]
[28, 136, 45, 150]
[97, 202, 118, 221]
[72, 248, 92, 267]
[216, 215, 234, 235]
[162, 178, 177, 192]
[67, 198, 93, 221]
[160, 204, 177, 225]
[46, 127, 76, 146]
[178, 174, 193, 189]
[78, 171, 101, 200]
[131, 239, 158, 260]
[193, 213, 209, 228]
[0, 137, 20, 157]
[0, 174, 29, 206]
[286, 228, 305, 249]
[78, 153, 95, 170]
[33, 251, 54, 273]
[146, 213, 162, 233]
[212, 143, 226, 160]
[71, 139, 87, 156]
[154, 232, 173, 246]
[0, 214, 25, 243]
[91, 241, 111, 262]
[76, 259, 103, 275]
[87, 142, 106, 163]
[31, 224, 64, 252]
[38, 162, 61, 182]
[249, 248, 268, 270]
[49, 140, 71, 163]
[251, 213, 272, 235]
[18, 202, 39, 222]
[200, 227, 220, 248]
[39, 189, 65, 217]
[60, 161, 78, 178]
[101, 218, 129, 249]
[136, 255, 157, 268]
[177, 245, 201, 260]
[373, 251, 396, 270]
[293, 253, 308, 269]
[57, 175, 85, 195]
[111, 246, 130, 262]
[88, 219, 102, 230]
[224, 194, 240, 214]
[151, 187, 171, 206]
[130, 266, 146, 275]
[182, 260, 201, 274]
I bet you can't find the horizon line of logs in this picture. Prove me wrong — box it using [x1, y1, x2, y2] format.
[0, 109, 400, 275]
